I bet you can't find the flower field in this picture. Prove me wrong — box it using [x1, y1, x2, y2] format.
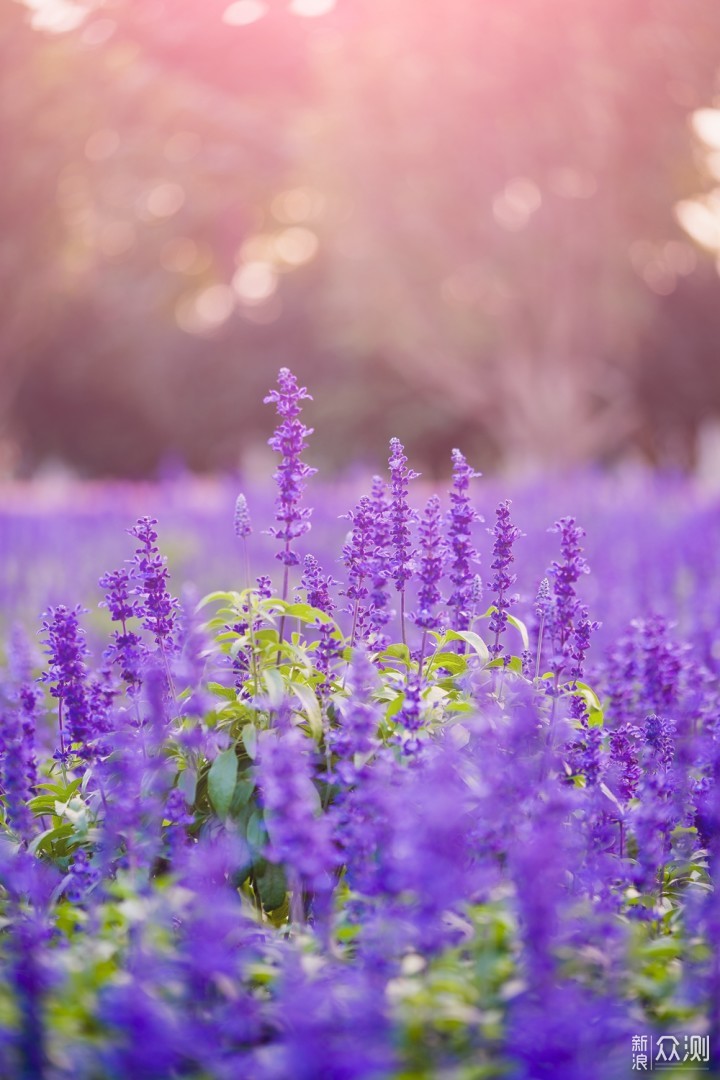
[1, 369, 719, 1079]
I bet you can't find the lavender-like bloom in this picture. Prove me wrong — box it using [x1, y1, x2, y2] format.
[332, 648, 380, 774]
[298, 554, 338, 617]
[233, 493, 252, 539]
[164, 787, 194, 862]
[388, 438, 419, 643]
[366, 475, 393, 647]
[607, 724, 641, 802]
[446, 449, 482, 632]
[99, 567, 146, 694]
[255, 574, 273, 600]
[414, 495, 447, 633]
[40, 604, 92, 760]
[644, 713, 675, 772]
[487, 499, 522, 658]
[64, 848, 100, 904]
[398, 675, 424, 756]
[129, 517, 178, 650]
[312, 621, 343, 698]
[256, 727, 338, 901]
[568, 605, 600, 722]
[264, 368, 317, 576]
[547, 517, 589, 677]
[568, 719, 604, 787]
[342, 495, 376, 644]
[0, 706, 36, 839]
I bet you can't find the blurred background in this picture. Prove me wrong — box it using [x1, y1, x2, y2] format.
[5, 0, 720, 480]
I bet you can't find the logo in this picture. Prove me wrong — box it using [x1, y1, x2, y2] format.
[631, 1035, 711, 1071]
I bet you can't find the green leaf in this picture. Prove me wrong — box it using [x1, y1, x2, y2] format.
[445, 630, 490, 665]
[177, 768, 197, 805]
[197, 590, 236, 609]
[256, 862, 287, 911]
[246, 809, 267, 853]
[506, 613, 530, 652]
[207, 681, 239, 703]
[379, 644, 411, 665]
[28, 823, 75, 856]
[486, 655, 524, 673]
[263, 668, 285, 708]
[271, 600, 335, 625]
[292, 682, 323, 740]
[208, 749, 238, 819]
[242, 724, 258, 761]
[572, 681, 603, 712]
[427, 652, 468, 676]
[230, 779, 255, 815]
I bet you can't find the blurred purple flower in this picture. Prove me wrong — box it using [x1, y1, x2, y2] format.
[233, 492, 252, 539]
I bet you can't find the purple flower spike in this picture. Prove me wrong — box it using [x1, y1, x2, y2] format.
[414, 495, 447, 633]
[99, 567, 146, 694]
[366, 475, 393, 646]
[488, 499, 523, 658]
[255, 574, 273, 600]
[264, 368, 317, 573]
[233, 493, 252, 539]
[342, 495, 376, 644]
[547, 516, 590, 675]
[388, 438, 419, 643]
[446, 449, 482, 632]
[256, 727, 338, 897]
[129, 517, 179, 651]
[298, 554, 338, 617]
[40, 604, 92, 760]
[0, 705, 36, 839]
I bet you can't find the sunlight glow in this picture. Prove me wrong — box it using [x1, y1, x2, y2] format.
[289, 0, 336, 17]
[84, 129, 120, 162]
[691, 109, 720, 150]
[274, 226, 319, 266]
[21, 0, 87, 33]
[144, 182, 186, 219]
[674, 196, 720, 252]
[222, 1, 268, 27]
[272, 187, 324, 223]
[492, 178, 541, 231]
[232, 261, 278, 304]
[176, 285, 235, 335]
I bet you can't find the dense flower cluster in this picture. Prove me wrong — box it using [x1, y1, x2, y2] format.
[0, 370, 718, 1079]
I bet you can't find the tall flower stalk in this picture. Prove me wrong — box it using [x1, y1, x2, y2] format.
[234, 493, 253, 589]
[264, 368, 317, 656]
[129, 516, 179, 709]
[414, 494, 447, 676]
[446, 450, 482, 643]
[40, 605, 91, 766]
[388, 438, 418, 646]
[488, 500, 522, 660]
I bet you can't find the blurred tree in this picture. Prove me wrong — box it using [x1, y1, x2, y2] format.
[3, 0, 720, 476]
